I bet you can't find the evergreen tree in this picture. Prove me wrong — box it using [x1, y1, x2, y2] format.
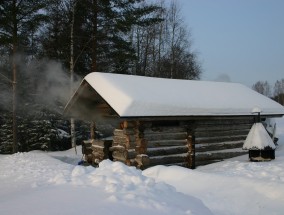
[0, 0, 48, 152]
[40, 0, 161, 76]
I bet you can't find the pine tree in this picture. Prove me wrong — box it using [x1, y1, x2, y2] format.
[0, 0, 48, 153]
[40, 0, 161, 76]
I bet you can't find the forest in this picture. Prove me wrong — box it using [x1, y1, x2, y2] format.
[1, 0, 283, 154]
[0, 0, 201, 154]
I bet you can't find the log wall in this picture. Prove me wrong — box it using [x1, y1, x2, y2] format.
[137, 121, 191, 168]
[93, 117, 254, 169]
[110, 121, 139, 167]
[193, 118, 253, 167]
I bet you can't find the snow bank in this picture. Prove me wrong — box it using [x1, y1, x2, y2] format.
[144, 118, 284, 215]
[0, 150, 212, 215]
[1, 119, 284, 215]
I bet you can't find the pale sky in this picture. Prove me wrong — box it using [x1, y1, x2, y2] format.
[179, 0, 284, 87]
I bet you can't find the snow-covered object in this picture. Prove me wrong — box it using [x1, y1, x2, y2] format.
[251, 107, 262, 114]
[57, 129, 70, 139]
[65, 72, 284, 117]
[263, 118, 277, 138]
[243, 123, 276, 150]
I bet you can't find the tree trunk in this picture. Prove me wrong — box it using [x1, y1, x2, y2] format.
[70, 0, 77, 154]
[92, 0, 97, 72]
[90, 0, 98, 138]
[12, 0, 18, 153]
[12, 50, 17, 153]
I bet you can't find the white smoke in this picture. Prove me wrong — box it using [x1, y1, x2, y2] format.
[0, 55, 82, 114]
[214, 74, 231, 83]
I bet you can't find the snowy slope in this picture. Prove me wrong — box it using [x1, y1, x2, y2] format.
[1, 118, 284, 215]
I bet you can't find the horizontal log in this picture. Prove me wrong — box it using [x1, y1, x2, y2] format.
[135, 154, 150, 169]
[143, 132, 188, 141]
[147, 146, 189, 157]
[135, 146, 147, 154]
[195, 119, 254, 126]
[109, 145, 125, 152]
[91, 139, 112, 147]
[112, 141, 136, 150]
[113, 128, 137, 136]
[113, 129, 125, 137]
[149, 153, 189, 166]
[147, 139, 188, 148]
[195, 124, 252, 132]
[92, 152, 104, 160]
[112, 149, 137, 160]
[91, 146, 104, 153]
[195, 129, 250, 138]
[113, 129, 138, 137]
[195, 150, 247, 161]
[112, 152, 127, 161]
[195, 135, 247, 144]
[143, 126, 186, 134]
[195, 141, 244, 153]
[113, 135, 136, 143]
[113, 158, 127, 163]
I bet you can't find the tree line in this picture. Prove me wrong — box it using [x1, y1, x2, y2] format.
[252, 79, 284, 105]
[0, 0, 201, 153]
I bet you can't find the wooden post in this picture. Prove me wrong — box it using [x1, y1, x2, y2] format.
[90, 121, 96, 139]
[187, 134, 195, 169]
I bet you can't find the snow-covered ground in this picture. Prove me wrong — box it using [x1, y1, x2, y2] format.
[1, 118, 284, 215]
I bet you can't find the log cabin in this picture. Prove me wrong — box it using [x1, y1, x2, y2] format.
[64, 72, 284, 169]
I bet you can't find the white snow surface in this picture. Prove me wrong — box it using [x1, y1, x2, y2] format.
[1, 117, 284, 215]
[243, 122, 276, 150]
[83, 72, 284, 117]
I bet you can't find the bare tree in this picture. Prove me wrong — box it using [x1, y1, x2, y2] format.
[131, 0, 201, 80]
[252, 81, 271, 97]
[273, 79, 284, 105]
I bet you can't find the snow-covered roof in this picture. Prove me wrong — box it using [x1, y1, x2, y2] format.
[65, 72, 284, 118]
[243, 123, 276, 150]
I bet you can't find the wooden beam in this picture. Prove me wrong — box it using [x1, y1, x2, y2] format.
[143, 132, 188, 141]
[195, 141, 244, 153]
[196, 151, 247, 161]
[195, 129, 250, 138]
[146, 146, 188, 157]
[147, 139, 187, 148]
[195, 135, 247, 144]
[149, 153, 189, 166]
